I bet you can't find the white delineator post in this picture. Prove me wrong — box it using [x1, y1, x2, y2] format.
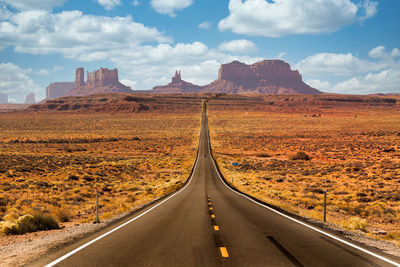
[96, 190, 99, 223]
[324, 189, 327, 223]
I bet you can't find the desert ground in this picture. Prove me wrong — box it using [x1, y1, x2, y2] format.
[207, 94, 400, 246]
[0, 94, 203, 265]
[1, 93, 400, 266]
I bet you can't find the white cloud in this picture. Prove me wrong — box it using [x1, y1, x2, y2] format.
[0, 10, 171, 57]
[0, 7, 266, 91]
[329, 70, 400, 94]
[97, 0, 121, 10]
[150, 0, 193, 17]
[218, 39, 257, 53]
[120, 79, 137, 89]
[52, 65, 63, 72]
[369, 46, 400, 60]
[219, 0, 377, 37]
[360, 0, 378, 20]
[36, 69, 50, 75]
[305, 79, 332, 91]
[0, 0, 66, 10]
[296, 52, 384, 76]
[298, 45, 400, 94]
[35, 65, 63, 75]
[198, 21, 211, 30]
[0, 62, 41, 103]
[132, 0, 140, 6]
[277, 52, 286, 59]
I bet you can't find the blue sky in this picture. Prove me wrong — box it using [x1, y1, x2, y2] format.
[0, 0, 399, 102]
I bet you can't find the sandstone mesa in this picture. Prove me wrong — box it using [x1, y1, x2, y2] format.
[44, 59, 320, 99]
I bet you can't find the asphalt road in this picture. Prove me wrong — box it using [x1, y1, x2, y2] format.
[37, 101, 399, 267]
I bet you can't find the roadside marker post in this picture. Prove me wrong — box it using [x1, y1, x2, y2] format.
[96, 190, 99, 223]
[232, 162, 239, 184]
[324, 189, 327, 223]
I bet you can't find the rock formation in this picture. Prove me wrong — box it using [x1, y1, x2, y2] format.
[0, 93, 7, 104]
[46, 82, 75, 100]
[149, 60, 320, 94]
[203, 60, 321, 94]
[25, 93, 36, 104]
[66, 67, 133, 97]
[75, 68, 85, 87]
[152, 70, 205, 93]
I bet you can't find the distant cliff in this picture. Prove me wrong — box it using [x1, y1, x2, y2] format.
[152, 71, 205, 93]
[0, 93, 7, 104]
[150, 60, 320, 94]
[203, 60, 321, 94]
[46, 82, 75, 100]
[65, 67, 133, 97]
[25, 93, 36, 104]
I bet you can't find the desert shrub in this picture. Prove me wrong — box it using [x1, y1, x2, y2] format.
[67, 175, 79, 181]
[348, 217, 368, 232]
[0, 213, 59, 235]
[3, 212, 19, 222]
[256, 153, 272, 158]
[54, 207, 72, 222]
[290, 151, 311, 161]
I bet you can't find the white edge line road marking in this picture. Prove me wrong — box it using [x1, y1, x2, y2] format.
[205, 115, 400, 267]
[45, 113, 205, 267]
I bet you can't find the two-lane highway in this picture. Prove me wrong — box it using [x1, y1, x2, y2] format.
[36, 101, 399, 266]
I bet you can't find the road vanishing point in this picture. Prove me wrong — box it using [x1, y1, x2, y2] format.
[36, 101, 400, 267]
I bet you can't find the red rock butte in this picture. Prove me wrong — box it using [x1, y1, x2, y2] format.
[66, 67, 133, 97]
[150, 60, 321, 95]
[152, 70, 205, 93]
[203, 60, 320, 94]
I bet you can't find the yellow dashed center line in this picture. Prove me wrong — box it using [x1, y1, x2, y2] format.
[211, 214, 215, 218]
[214, 225, 220, 231]
[209, 207, 213, 210]
[219, 247, 229, 258]
[208, 202, 212, 205]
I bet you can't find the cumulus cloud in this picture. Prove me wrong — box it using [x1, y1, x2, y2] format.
[198, 21, 211, 30]
[296, 52, 382, 76]
[0, 10, 171, 57]
[97, 0, 121, 10]
[359, 0, 378, 20]
[369, 46, 400, 60]
[329, 70, 400, 94]
[218, 39, 257, 53]
[297, 46, 400, 77]
[120, 79, 137, 89]
[305, 79, 332, 91]
[52, 65, 63, 72]
[219, 0, 377, 37]
[150, 0, 193, 17]
[36, 69, 50, 75]
[277, 52, 286, 59]
[0, 62, 41, 102]
[35, 65, 63, 75]
[299, 46, 400, 94]
[0, 0, 66, 11]
[0, 6, 266, 91]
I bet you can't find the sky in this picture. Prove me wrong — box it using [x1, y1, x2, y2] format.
[0, 0, 399, 103]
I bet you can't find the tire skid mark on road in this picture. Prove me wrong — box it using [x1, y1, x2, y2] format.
[267, 236, 304, 267]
